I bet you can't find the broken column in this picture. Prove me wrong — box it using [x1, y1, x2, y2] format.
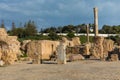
[91, 36, 104, 60]
[57, 41, 66, 64]
[93, 7, 99, 36]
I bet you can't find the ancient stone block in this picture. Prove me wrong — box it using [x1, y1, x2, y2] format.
[91, 36, 104, 60]
[26, 40, 59, 61]
[110, 54, 119, 61]
[0, 60, 4, 66]
[69, 54, 84, 61]
[21, 40, 31, 51]
[103, 39, 114, 58]
[62, 37, 81, 47]
[26, 41, 41, 64]
[72, 37, 81, 46]
[57, 41, 66, 64]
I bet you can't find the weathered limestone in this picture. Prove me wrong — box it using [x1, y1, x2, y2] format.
[66, 46, 80, 54]
[0, 28, 21, 65]
[90, 36, 115, 61]
[103, 39, 114, 58]
[21, 40, 31, 51]
[69, 54, 84, 61]
[26, 37, 81, 63]
[27, 41, 42, 64]
[83, 43, 91, 55]
[93, 7, 99, 36]
[62, 37, 81, 47]
[110, 54, 119, 61]
[26, 40, 59, 61]
[91, 36, 104, 60]
[57, 41, 66, 64]
[0, 28, 7, 36]
[0, 60, 4, 66]
[108, 48, 120, 61]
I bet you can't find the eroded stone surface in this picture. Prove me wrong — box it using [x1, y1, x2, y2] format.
[0, 28, 21, 65]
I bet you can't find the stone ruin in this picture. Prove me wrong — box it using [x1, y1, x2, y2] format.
[57, 41, 66, 64]
[90, 36, 104, 60]
[107, 46, 120, 61]
[24, 37, 81, 64]
[22, 33, 118, 63]
[0, 28, 21, 65]
[62, 37, 81, 47]
[90, 36, 114, 60]
[26, 40, 59, 64]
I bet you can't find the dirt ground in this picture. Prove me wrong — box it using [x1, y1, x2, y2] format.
[0, 60, 120, 80]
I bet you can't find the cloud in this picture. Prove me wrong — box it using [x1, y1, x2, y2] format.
[0, 0, 120, 30]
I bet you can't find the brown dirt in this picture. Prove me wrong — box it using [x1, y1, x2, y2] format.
[0, 60, 120, 80]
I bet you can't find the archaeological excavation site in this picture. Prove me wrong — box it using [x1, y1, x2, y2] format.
[0, 8, 119, 66]
[0, 7, 120, 80]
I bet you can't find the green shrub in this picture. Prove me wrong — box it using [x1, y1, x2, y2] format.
[67, 32, 75, 38]
[48, 32, 61, 40]
[80, 35, 93, 44]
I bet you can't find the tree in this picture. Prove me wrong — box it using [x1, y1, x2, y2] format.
[10, 22, 17, 35]
[24, 20, 37, 36]
[43, 27, 57, 33]
[99, 25, 112, 34]
[62, 25, 75, 33]
[0, 20, 6, 29]
[67, 32, 75, 38]
[48, 32, 60, 40]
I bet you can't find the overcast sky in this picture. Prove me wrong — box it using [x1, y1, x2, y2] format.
[0, 0, 120, 30]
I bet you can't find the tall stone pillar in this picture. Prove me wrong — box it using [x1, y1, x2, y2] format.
[86, 24, 89, 43]
[57, 41, 66, 64]
[93, 7, 99, 36]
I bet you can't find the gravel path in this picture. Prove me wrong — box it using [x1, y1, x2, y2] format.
[0, 60, 120, 80]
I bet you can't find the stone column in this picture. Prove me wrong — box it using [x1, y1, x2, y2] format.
[86, 24, 89, 43]
[57, 41, 66, 64]
[93, 7, 99, 36]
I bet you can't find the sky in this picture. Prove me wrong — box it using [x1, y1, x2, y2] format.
[0, 0, 120, 30]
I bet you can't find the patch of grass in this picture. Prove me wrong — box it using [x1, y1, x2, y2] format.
[80, 35, 93, 44]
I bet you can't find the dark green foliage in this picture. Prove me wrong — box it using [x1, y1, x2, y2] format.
[67, 32, 75, 38]
[62, 25, 75, 33]
[41, 23, 94, 33]
[0, 20, 6, 29]
[43, 27, 57, 33]
[9, 20, 37, 38]
[108, 35, 120, 45]
[24, 20, 37, 36]
[80, 35, 93, 44]
[48, 32, 61, 40]
[99, 25, 120, 34]
[18, 35, 50, 42]
[20, 52, 28, 57]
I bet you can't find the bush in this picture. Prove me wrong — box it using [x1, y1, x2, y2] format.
[108, 35, 120, 45]
[67, 32, 75, 38]
[48, 32, 61, 40]
[80, 35, 93, 44]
